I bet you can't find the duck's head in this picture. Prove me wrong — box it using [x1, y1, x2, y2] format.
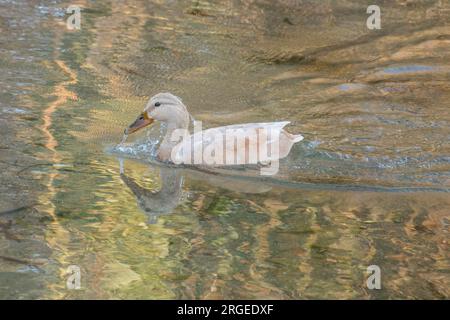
[125, 92, 189, 134]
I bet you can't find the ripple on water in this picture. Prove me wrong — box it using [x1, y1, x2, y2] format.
[382, 65, 436, 74]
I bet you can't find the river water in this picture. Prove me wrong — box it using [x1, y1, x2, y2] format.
[0, 0, 449, 299]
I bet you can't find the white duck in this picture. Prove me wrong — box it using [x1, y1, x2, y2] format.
[125, 93, 303, 174]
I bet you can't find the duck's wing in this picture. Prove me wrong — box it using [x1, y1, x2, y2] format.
[206, 121, 291, 132]
[192, 121, 292, 143]
[172, 122, 302, 165]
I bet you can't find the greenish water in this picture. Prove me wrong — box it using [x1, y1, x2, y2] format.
[0, 0, 449, 299]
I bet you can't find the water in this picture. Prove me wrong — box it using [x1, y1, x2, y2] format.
[0, 0, 449, 299]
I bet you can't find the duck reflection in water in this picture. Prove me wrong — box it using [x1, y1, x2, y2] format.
[119, 159, 273, 224]
[120, 163, 184, 224]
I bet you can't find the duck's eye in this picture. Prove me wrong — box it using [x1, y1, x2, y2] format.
[139, 115, 144, 120]
[155, 102, 161, 107]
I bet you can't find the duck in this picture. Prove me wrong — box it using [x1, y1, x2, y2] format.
[124, 92, 304, 175]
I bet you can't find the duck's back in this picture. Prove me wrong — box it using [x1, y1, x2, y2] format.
[171, 122, 303, 166]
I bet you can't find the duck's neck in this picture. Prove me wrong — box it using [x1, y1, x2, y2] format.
[158, 117, 190, 162]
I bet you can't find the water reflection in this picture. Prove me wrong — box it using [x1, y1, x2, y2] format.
[119, 158, 279, 224]
[120, 166, 184, 224]
[108, 157, 450, 299]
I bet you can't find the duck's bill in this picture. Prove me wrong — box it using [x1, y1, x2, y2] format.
[125, 113, 154, 134]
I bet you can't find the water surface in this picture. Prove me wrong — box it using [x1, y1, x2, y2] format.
[0, 0, 449, 299]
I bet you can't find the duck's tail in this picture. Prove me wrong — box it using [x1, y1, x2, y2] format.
[292, 134, 304, 143]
